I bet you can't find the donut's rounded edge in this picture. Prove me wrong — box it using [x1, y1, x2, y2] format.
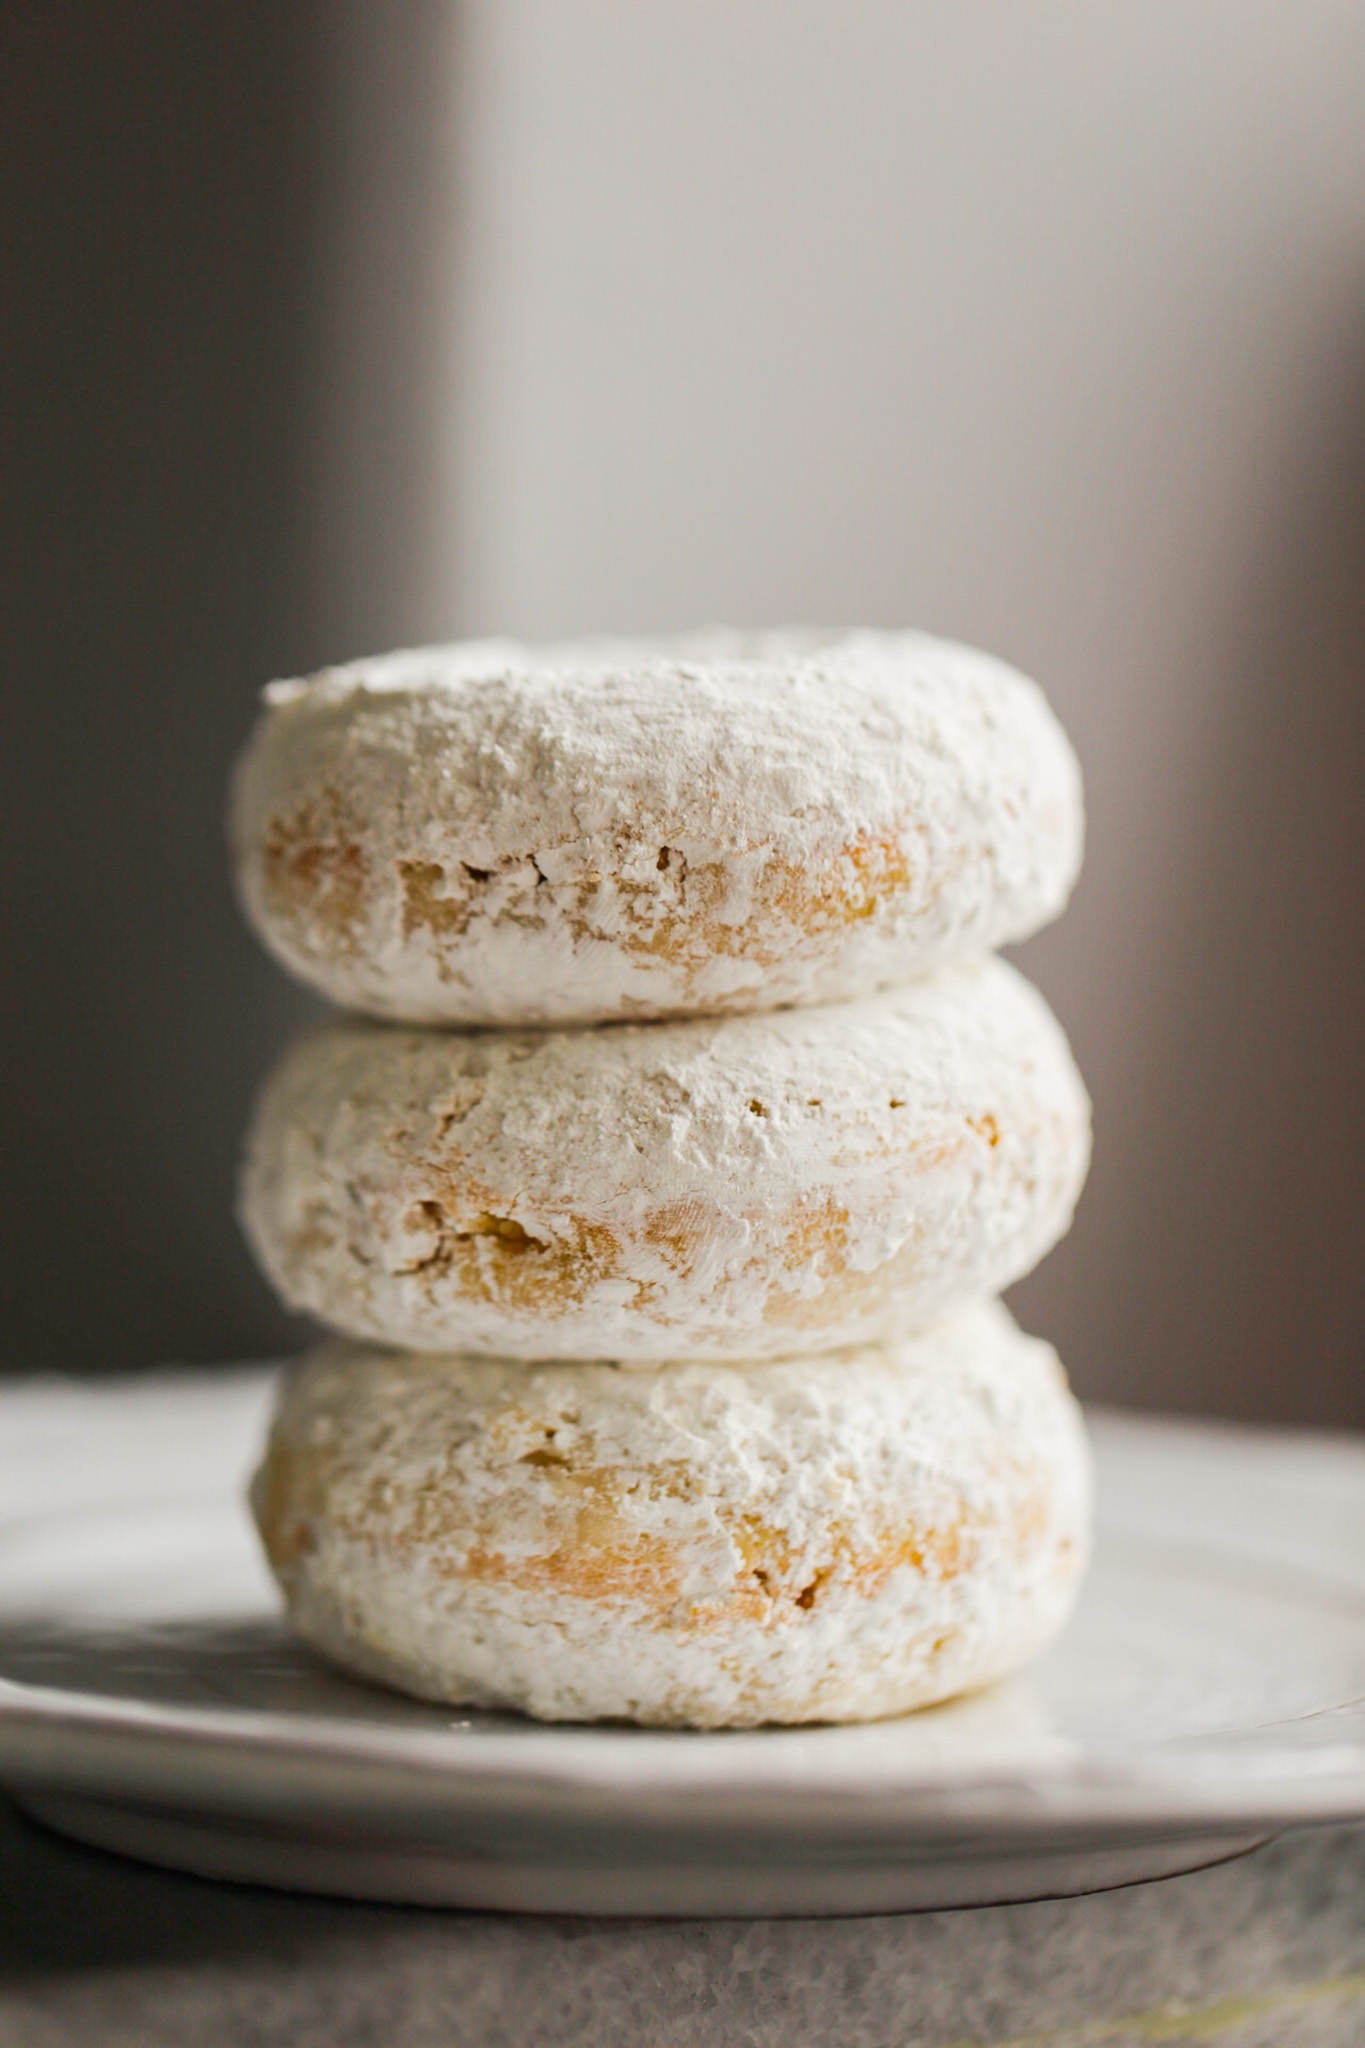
[236, 957, 1092, 1363]
[228, 630, 1084, 1025]
[250, 1301, 1093, 1728]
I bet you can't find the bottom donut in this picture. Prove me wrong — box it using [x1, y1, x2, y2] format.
[251, 1301, 1091, 1729]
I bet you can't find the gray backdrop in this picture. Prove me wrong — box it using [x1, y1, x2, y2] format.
[5, 3, 1363, 1423]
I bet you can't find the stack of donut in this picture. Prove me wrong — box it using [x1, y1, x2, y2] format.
[230, 631, 1092, 1728]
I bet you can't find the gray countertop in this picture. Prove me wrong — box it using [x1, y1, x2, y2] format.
[3, 1800, 1363, 2048]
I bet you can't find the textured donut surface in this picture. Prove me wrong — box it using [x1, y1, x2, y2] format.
[239, 955, 1090, 1362]
[229, 629, 1083, 1025]
[251, 1302, 1092, 1727]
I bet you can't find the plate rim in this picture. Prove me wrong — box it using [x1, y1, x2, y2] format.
[3, 1393, 1365, 1850]
[4, 1669, 1364, 1841]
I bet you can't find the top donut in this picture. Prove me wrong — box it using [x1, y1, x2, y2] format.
[229, 630, 1083, 1026]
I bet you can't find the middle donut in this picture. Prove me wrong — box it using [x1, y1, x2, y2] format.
[240, 953, 1090, 1363]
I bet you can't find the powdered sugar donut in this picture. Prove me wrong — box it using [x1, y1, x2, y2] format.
[229, 629, 1083, 1025]
[239, 955, 1089, 1363]
[251, 1301, 1091, 1727]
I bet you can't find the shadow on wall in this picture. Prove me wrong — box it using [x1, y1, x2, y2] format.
[5, 6, 1362, 1429]
[1012, 307, 1365, 1427]
[1, 5, 460, 1381]
[3, 8, 331, 1379]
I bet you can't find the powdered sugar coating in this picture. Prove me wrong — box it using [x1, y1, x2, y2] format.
[229, 629, 1083, 1026]
[251, 1301, 1091, 1727]
[238, 956, 1090, 1362]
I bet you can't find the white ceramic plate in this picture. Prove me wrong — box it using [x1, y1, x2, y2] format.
[1, 1370, 1362, 1916]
